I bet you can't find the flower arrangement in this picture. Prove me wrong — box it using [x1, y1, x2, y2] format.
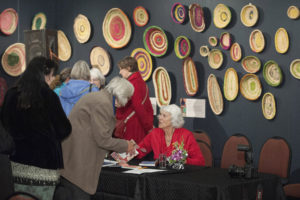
[167, 139, 188, 169]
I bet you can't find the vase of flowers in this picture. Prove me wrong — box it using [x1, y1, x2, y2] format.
[167, 139, 188, 170]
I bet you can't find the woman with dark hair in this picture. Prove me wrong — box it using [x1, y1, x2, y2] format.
[50, 67, 72, 95]
[117, 56, 153, 143]
[0, 56, 72, 200]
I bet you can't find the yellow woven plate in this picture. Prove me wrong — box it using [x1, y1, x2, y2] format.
[152, 66, 172, 107]
[240, 3, 259, 27]
[213, 4, 231, 29]
[240, 73, 262, 101]
[249, 29, 265, 53]
[262, 92, 276, 120]
[224, 68, 239, 101]
[230, 43, 242, 62]
[207, 74, 223, 115]
[287, 6, 300, 19]
[57, 30, 71, 61]
[275, 28, 289, 54]
[73, 14, 91, 43]
[290, 59, 300, 79]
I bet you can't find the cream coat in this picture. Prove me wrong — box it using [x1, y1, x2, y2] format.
[60, 89, 128, 194]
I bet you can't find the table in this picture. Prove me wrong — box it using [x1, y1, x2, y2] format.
[93, 165, 286, 200]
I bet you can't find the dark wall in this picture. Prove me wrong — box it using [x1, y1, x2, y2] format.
[1, 0, 300, 182]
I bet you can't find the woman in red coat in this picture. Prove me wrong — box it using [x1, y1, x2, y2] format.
[137, 104, 205, 166]
[117, 57, 153, 143]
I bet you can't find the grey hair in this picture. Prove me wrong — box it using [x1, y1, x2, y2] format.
[105, 76, 134, 106]
[161, 104, 184, 128]
[70, 60, 90, 80]
[90, 68, 106, 86]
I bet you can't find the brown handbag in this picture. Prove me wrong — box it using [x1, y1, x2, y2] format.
[113, 86, 149, 138]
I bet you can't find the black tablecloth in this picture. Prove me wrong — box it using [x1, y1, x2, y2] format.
[93, 165, 286, 200]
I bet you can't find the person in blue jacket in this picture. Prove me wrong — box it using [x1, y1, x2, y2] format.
[59, 60, 99, 116]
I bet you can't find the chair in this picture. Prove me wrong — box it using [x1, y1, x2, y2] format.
[220, 133, 251, 169]
[6, 191, 40, 200]
[193, 130, 211, 147]
[284, 183, 300, 199]
[258, 136, 291, 183]
[197, 140, 214, 167]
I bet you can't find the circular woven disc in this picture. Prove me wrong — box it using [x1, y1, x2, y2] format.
[263, 60, 282, 87]
[1, 43, 26, 77]
[32, 12, 47, 30]
[171, 3, 186, 24]
[275, 28, 289, 54]
[0, 8, 18, 35]
[208, 36, 218, 47]
[90, 46, 111, 76]
[200, 45, 209, 57]
[240, 73, 262, 101]
[57, 30, 71, 61]
[262, 92, 276, 120]
[290, 59, 300, 79]
[103, 8, 132, 49]
[152, 66, 172, 107]
[174, 36, 191, 59]
[133, 6, 149, 27]
[73, 14, 91, 43]
[131, 48, 153, 81]
[287, 6, 300, 19]
[213, 4, 231, 28]
[208, 49, 223, 69]
[189, 3, 205, 32]
[240, 3, 259, 27]
[249, 29, 265, 53]
[241, 56, 261, 73]
[143, 25, 168, 57]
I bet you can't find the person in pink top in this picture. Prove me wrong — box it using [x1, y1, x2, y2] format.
[137, 104, 205, 166]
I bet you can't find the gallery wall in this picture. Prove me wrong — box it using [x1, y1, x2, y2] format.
[1, 0, 300, 182]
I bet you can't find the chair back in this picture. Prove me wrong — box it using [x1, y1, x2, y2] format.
[7, 191, 40, 200]
[283, 183, 300, 198]
[220, 133, 251, 169]
[197, 140, 214, 167]
[258, 136, 291, 179]
[193, 130, 211, 147]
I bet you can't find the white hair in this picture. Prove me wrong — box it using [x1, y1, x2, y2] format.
[161, 104, 184, 128]
[105, 77, 134, 106]
[90, 68, 106, 87]
[70, 60, 90, 80]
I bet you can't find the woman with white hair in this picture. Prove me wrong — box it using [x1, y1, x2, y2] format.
[136, 104, 205, 166]
[90, 68, 105, 89]
[54, 77, 136, 200]
[59, 60, 99, 116]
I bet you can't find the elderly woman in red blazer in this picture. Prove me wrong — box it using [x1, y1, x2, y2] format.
[117, 56, 153, 143]
[137, 104, 205, 166]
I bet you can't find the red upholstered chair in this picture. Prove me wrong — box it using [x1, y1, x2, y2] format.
[220, 134, 251, 169]
[258, 136, 291, 183]
[193, 130, 211, 147]
[197, 140, 214, 167]
[283, 183, 300, 199]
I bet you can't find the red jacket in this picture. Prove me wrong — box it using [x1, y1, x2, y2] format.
[137, 128, 205, 166]
[116, 72, 153, 143]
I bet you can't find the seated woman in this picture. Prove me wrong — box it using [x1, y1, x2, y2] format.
[137, 104, 205, 166]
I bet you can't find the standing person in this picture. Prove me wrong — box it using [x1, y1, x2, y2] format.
[117, 56, 153, 143]
[0, 56, 72, 200]
[90, 68, 106, 89]
[59, 60, 99, 116]
[136, 104, 205, 166]
[54, 77, 136, 200]
[51, 67, 72, 95]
